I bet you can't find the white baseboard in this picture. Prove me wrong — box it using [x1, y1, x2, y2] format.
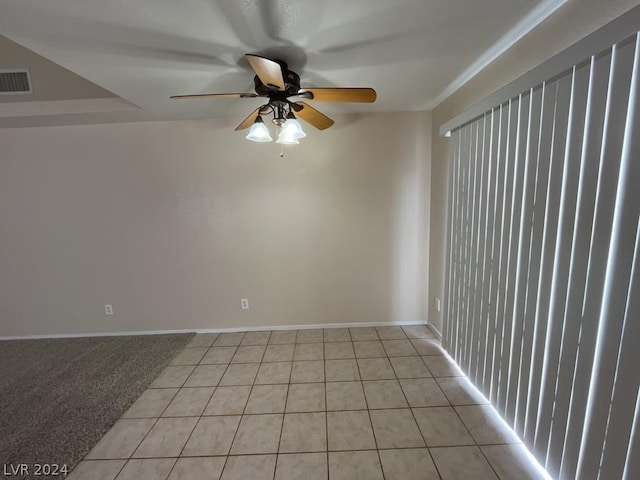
[426, 323, 442, 340]
[0, 320, 428, 340]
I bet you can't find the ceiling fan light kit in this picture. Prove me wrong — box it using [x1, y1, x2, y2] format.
[280, 118, 305, 138]
[171, 53, 377, 149]
[276, 135, 300, 145]
[245, 116, 273, 142]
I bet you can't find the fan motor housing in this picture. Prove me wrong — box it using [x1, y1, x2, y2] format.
[253, 60, 300, 97]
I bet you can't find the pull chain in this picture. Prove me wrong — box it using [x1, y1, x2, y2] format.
[276, 125, 284, 157]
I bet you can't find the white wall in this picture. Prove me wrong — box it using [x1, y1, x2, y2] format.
[0, 111, 431, 336]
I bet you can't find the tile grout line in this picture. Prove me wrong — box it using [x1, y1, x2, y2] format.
[99, 345, 204, 478]
[250, 331, 284, 479]
[79, 439, 525, 462]
[271, 349, 292, 473]
[324, 331, 330, 480]
[436, 348, 506, 479]
[75, 327, 528, 479]
[165, 333, 233, 479]
[174, 334, 242, 475]
[397, 327, 445, 479]
[251, 330, 288, 480]
[400, 329, 448, 480]
[81, 337, 210, 471]
[214, 332, 248, 479]
[101, 336, 222, 479]
[162, 336, 222, 480]
[449, 399, 505, 479]
[355, 327, 386, 480]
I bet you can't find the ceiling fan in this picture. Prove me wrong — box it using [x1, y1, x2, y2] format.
[170, 54, 376, 143]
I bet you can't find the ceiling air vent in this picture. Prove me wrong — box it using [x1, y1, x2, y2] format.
[0, 69, 32, 94]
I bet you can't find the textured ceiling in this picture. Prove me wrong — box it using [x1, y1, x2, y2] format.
[0, 0, 565, 127]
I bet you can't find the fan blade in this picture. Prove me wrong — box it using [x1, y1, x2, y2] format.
[298, 87, 376, 103]
[171, 93, 258, 99]
[246, 54, 285, 90]
[235, 107, 262, 131]
[293, 102, 335, 130]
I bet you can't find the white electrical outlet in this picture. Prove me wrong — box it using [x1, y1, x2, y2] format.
[435, 298, 442, 312]
[105, 304, 114, 315]
[241, 299, 249, 310]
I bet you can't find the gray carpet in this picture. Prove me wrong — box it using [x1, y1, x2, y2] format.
[0, 333, 194, 476]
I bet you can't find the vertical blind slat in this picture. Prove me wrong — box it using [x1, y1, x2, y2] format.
[495, 98, 521, 413]
[445, 129, 461, 351]
[502, 92, 531, 423]
[488, 102, 511, 403]
[507, 88, 542, 431]
[531, 67, 580, 477]
[525, 57, 590, 474]
[460, 123, 476, 369]
[524, 71, 572, 466]
[469, 115, 490, 384]
[467, 121, 484, 379]
[576, 33, 640, 480]
[474, 112, 495, 387]
[622, 387, 640, 480]
[559, 43, 633, 480]
[451, 125, 465, 358]
[444, 128, 460, 351]
[454, 124, 471, 359]
[443, 30, 640, 480]
[530, 65, 576, 476]
[480, 107, 502, 395]
[600, 216, 640, 480]
[530, 64, 586, 468]
[518, 82, 557, 441]
[543, 48, 614, 478]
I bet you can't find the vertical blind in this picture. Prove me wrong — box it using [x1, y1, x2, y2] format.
[443, 32, 640, 480]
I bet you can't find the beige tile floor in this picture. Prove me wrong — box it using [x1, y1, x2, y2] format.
[69, 326, 548, 480]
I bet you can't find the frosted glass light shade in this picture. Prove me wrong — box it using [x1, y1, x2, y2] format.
[246, 120, 273, 142]
[276, 136, 300, 145]
[279, 118, 306, 140]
